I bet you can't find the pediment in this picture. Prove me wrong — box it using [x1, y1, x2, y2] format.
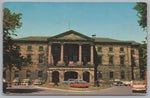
[49, 30, 93, 41]
[57, 33, 86, 40]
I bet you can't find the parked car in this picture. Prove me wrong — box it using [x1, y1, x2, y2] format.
[33, 79, 42, 85]
[131, 80, 146, 92]
[3, 78, 8, 93]
[70, 80, 89, 88]
[112, 79, 123, 86]
[62, 79, 76, 84]
[3, 78, 12, 87]
[121, 80, 131, 86]
[21, 79, 31, 86]
[13, 78, 20, 85]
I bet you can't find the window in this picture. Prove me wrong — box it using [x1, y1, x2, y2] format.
[131, 55, 136, 66]
[39, 46, 43, 51]
[98, 47, 102, 52]
[16, 46, 20, 50]
[109, 55, 113, 64]
[121, 71, 125, 79]
[38, 71, 42, 78]
[98, 71, 102, 79]
[27, 54, 32, 64]
[120, 55, 125, 65]
[109, 47, 113, 52]
[27, 46, 32, 51]
[39, 54, 43, 63]
[120, 48, 124, 52]
[110, 71, 113, 79]
[14, 71, 19, 78]
[131, 50, 134, 54]
[26, 70, 30, 78]
[98, 55, 102, 64]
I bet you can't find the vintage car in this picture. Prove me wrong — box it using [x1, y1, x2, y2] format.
[62, 79, 76, 84]
[112, 79, 123, 86]
[13, 78, 20, 85]
[121, 80, 131, 86]
[3, 78, 12, 87]
[70, 80, 89, 88]
[131, 80, 146, 92]
[21, 79, 31, 86]
[3, 78, 8, 93]
[33, 79, 42, 85]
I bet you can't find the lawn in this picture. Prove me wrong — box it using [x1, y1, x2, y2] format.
[39, 84, 112, 91]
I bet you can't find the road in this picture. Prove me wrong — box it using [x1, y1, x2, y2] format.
[4, 85, 146, 96]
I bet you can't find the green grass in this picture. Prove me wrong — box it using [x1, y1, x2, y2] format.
[39, 84, 111, 91]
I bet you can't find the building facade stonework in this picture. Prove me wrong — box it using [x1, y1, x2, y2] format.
[3, 30, 140, 83]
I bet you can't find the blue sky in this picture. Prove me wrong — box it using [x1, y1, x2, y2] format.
[3, 2, 147, 43]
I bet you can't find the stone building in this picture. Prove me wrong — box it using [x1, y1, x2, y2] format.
[3, 30, 140, 83]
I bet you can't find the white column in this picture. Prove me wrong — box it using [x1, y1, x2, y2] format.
[60, 43, 64, 64]
[91, 45, 94, 65]
[48, 44, 52, 65]
[79, 44, 82, 65]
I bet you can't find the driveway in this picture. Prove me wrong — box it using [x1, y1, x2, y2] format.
[4, 85, 146, 96]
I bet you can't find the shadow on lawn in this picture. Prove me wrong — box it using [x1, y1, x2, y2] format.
[5, 88, 44, 93]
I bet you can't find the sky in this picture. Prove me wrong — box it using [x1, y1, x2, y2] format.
[3, 2, 147, 43]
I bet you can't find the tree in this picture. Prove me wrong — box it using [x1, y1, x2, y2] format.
[133, 2, 147, 30]
[133, 3, 147, 80]
[3, 8, 28, 81]
[139, 41, 147, 79]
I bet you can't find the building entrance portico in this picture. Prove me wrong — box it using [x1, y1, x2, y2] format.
[47, 30, 95, 83]
[47, 67, 94, 83]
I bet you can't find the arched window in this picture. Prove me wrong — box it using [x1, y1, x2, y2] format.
[52, 71, 59, 83]
[83, 71, 90, 82]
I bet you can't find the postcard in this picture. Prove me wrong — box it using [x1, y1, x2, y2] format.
[2, 1, 147, 96]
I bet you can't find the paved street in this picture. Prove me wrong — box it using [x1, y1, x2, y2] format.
[4, 85, 146, 96]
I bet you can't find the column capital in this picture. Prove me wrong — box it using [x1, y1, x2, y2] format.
[60, 42, 64, 45]
[79, 42, 83, 46]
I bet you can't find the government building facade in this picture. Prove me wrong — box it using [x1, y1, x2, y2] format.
[3, 30, 140, 83]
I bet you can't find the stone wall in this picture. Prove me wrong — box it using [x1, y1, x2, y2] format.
[95, 44, 140, 80]
[3, 41, 140, 83]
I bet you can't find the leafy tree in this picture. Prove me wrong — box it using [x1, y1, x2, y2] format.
[139, 41, 147, 79]
[3, 8, 28, 81]
[133, 3, 147, 80]
[133, 2, 147, 30]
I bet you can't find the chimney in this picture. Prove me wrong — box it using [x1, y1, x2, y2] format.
[92, 34, 96, 38]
